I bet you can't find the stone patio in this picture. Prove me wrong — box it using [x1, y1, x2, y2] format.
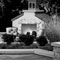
[0, 54, 53, 60]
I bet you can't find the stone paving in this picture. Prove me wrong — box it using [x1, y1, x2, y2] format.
[0, 54, 53, 60]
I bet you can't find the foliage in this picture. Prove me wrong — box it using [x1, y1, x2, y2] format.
[45, 19, 60, 43]
[19, 34, 34, 46]
[2, 34, 16, 45]
[0, 43, 53, 51]
[37, 35, 48, 46]
[24, 35, 34, 46]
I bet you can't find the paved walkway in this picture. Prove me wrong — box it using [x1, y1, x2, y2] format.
[0, 54, 53, 60]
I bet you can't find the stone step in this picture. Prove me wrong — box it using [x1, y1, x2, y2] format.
[0, 49, 54, 57]
[0, 49, 35, 54]
[0, 55, 33, 58]
[34, 49, 54, 57]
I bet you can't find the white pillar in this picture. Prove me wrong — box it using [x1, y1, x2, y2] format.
[18, 24, 21, 34]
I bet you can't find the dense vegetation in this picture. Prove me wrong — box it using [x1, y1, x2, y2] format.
[45, 16, 60, 43]
[1, 31, 53, 51]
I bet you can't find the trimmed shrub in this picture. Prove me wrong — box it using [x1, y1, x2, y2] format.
[37, 35, 48, 46]
[19, 34, 27, 42]
[24, 35, 34, 46]
[2, 34, 16, 45]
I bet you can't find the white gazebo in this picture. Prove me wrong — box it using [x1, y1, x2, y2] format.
[7, 0, 45, 36]
[12, 10, 45, 36]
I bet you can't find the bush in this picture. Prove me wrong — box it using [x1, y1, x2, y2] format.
[2, 34, 16, 45]
[19, 34, 34, 46]
[37, 35, 48, 46]
[45, 19, 60, 43]
[24, 35, 34, 46]
[19, 34, 27, 42]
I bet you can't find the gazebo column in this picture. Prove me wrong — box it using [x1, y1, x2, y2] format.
[37, 24, 42, 37]
[18, 24, 21, 34]
[37, 24, 39, 37]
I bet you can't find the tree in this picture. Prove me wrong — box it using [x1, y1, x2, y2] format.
[45, 16, 60, 43]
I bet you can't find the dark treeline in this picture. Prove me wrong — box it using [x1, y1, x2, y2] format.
[0, 0, 28, 32]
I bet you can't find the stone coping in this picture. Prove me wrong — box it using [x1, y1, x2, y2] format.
[51, 42, 60, 47]
[0, 49, 54, 57]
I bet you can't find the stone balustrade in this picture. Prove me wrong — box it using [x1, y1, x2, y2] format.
[51, 42, 60, 60]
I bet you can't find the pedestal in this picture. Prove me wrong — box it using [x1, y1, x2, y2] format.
[51, 42, 60, 60]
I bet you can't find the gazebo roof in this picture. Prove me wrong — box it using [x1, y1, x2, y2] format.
[11, 13, 51, 23]
[12, 12, 44, 24]
[11, 13, 24, 21]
